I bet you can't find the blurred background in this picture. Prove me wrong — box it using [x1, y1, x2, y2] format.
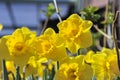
[0, 0, 117, 36]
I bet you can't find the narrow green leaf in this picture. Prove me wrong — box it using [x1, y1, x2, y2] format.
[57, 61, 59, 70]
[27, 74, 34, 80]
[2, 60, 9, 80]
[43, 68, 48, 80]
[15, 66, 21, 80]
[29, 74, 34, 80]
[49, 65, 55, 80]
[77, 49, 80, 55]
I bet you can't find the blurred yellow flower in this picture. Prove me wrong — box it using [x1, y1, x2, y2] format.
[5, 27, 36, 68]
[55, 63, 79, 80]
[57, 14, 93, 53]
[0, 37, 11, 70]
[34, 28, 67, 61]
[26, 56, 48, 77]
[92, 48, 120, 80]
[0, 24, 3, 31]
[25, 56, 38, 77]
[55, 55, 93, 80]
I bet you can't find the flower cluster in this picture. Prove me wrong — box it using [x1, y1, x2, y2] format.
[0, 14, 119, 80]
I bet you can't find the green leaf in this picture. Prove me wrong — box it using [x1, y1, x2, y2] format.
[43, 68, 48, 80]
[107, 12, 114, 24]
[26, 74, 34, 80]
[2, 60, 9, 80]
[15, 66, 21, 80]
[57, 61, 59, 70]
[49, 65, 55, 80]
[80, 6, 101, 23]
[83, 6, 99, 14]
[47, 3, 56, 18]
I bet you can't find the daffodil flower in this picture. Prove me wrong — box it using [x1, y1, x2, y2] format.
[91, 48, 120, 80]
[34, 28, 67, 61]
[4, 27, 36, 68]
[57, 14, 93, 53]
[55, 55, 93, 80]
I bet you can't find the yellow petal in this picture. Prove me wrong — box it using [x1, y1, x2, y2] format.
[44, 28, 55, 36]
[0, 24, 3, 31]
[81, 20, 93, 33]
[0, 37, 10, 60]
[68, 14, 82, 21]
[85, 50, 95, 63]
[66, 40, 79, 53]
[75, 31, 92, 48]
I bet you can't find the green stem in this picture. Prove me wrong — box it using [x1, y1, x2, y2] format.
[43, 68, 48, 80]
[57, 61, 59, 70]
[2, 60, 9, 80]
[49, 65, 55, 80]
[15, 66, 21, 80]
[77, 49, 80, 55]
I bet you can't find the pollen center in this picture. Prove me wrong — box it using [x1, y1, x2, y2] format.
[14, 42, 24, 51]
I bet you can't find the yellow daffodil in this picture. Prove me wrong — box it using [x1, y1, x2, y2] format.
[37, 57, 48, 77]
[26, 56, 48, 77]
[55, 55, 93, 80]
[57, 14, 93, 53]
[0, 24, 3, 31]
[34, 28, 67, 61]
[5, 27, 36, 68]
[55, 63, 79, 80]
[92, 48, 120, 80]
[25, 56, 38, 77]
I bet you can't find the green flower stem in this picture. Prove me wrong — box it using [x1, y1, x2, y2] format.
[43, 68, 48, 80]
[23, 65, 27, 80]
[15, 66, 21, 80]
[49, 65, 55, 80]
[77, 49, 80, 55]
[57, 61, 59, 70]
[2, 60, 9, 80]
[27, 74, 34, 80]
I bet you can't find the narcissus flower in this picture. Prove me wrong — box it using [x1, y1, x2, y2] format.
[55, 55, 93, 80]
[25, 56, 38, 77]
[5, 27, 36, 68]
[57, 14, 93, 53]
[55, 63, 79, 80]
[91, 48, 120, 80]
[34, 28, 67, 61]
[26, 56, 48, 77]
